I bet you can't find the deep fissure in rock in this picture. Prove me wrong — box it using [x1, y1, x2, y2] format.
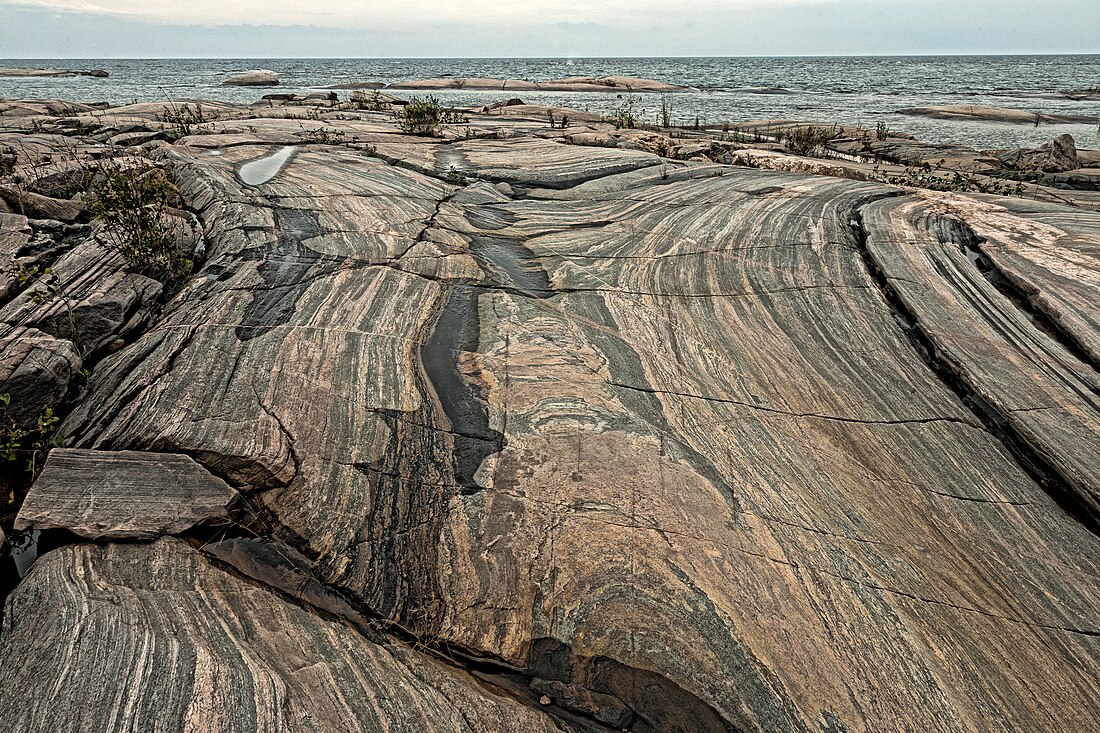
[850, 199, 1100, 535]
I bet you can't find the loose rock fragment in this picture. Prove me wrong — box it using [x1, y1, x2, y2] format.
[15, 449, 238, 540]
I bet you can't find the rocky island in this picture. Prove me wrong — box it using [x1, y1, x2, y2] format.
[0, 92, 1098, 732]
[0, 67, 109, 78]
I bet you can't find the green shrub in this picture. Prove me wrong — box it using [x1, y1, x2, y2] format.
[395, 96, 469, 136]
[87, 161, 193, 283]
[785, 126, 833, 156]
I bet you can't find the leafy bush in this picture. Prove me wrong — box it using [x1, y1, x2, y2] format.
[86, 161, 193, 283]
[395, 96, 469, 136]
[784, 126, 833, 156]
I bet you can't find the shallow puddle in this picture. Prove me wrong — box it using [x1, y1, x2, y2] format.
[238, 145, 297, 186]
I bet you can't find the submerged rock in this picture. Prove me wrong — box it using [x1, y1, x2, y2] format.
[0, 68, 108, 79]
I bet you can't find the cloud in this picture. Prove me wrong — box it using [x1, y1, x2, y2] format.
[6, 0, 143, 15]
[0, 0, 1096, 56]
[3, 0, 830, 28]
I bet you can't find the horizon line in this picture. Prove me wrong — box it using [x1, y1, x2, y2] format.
[3, 52, 1099, 61]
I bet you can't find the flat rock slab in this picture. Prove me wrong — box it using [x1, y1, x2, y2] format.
[388, 75, 684, 93]
[899, 105, 1099, 125]
[15, 449, 238, 539]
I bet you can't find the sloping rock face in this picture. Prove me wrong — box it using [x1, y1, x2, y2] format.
[0, 101, 1098, 733]
[0, 539, 568, 732]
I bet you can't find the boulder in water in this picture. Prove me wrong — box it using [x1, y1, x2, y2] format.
[224, 70, 280, 87]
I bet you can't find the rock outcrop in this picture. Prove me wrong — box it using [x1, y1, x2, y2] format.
[0, 68, 109, 78]
[990, 133, 1080, 173]
[0, 96, 1098, 733]
[899, 104, 1099, 125]
[388, 75, 685, 92]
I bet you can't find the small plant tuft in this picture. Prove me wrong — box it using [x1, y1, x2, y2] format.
[159, 102, 211, 141]
[351, 90, 392, 111]
[611, 96, 638, 129]
[296, 126, 347, 145]
[0, 146, 16, 179]
[1, 392, 60, 491]
[659, 95, 673, 128]
[444, 166, 468, 187]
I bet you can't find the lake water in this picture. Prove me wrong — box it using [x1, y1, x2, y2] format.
[2, 56, 1099, 149]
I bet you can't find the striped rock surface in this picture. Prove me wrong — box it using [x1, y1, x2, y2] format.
[1, 114, 1098, 733]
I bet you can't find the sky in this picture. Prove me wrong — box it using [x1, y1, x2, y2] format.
[0, 0, 1097, 57]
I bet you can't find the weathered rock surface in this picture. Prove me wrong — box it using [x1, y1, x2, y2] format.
[990, 133, 1080, 173]
[861, 193, 1100, 519]
[0, 539, 571, 732]
[16, 449, 238, 539]
[0, 185, 83, 222]
[1047, 167, 1100, 191]
[0, 97, 1098, 733]
[223, 69, 280, 87]
[0, 327, 80, 425]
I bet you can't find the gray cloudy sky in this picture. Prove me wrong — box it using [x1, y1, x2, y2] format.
[0, 0, 1097, 57]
